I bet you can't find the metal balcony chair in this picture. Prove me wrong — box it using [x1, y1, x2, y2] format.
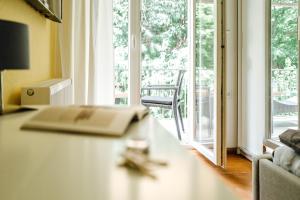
[141, 70, 186, 140]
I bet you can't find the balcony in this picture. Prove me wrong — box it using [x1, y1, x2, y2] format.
[114, 67, 215, 143]
[271, 68, 298, 138]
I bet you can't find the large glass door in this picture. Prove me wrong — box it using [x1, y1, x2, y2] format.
[189, 0, 224, 165]
[270, 0, 299, 139]
[113, 0, 225, 166]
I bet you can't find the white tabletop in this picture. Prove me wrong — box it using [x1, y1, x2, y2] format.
[0, 110, 239, 200]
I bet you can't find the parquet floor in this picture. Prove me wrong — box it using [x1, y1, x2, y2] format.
[192, 151, 252, 200]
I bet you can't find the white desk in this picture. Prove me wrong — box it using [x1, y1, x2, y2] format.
[0, 110, 239, 200]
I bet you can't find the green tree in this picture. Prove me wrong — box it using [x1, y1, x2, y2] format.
[113, 0, 217, 118]
[271, 0, 298, 102]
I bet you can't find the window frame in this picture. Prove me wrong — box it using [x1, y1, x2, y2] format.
[266, 0, 300, 143]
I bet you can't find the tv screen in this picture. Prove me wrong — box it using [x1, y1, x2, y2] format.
[26, 0, 62, 23]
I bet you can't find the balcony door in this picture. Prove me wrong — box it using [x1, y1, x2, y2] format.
[113, 0, 225, 166]
[189, 0, 225, 166]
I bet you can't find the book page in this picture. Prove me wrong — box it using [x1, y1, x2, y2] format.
[22, 105, 148, 136]
[31, 107, 117, 127]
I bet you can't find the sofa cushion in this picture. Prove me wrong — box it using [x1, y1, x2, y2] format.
[273, 145, 300, 177]
[279, 129, 300, 154]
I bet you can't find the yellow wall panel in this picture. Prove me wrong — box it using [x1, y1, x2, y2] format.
[0, 0, 59, 107]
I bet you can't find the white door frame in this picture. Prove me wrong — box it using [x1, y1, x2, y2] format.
[188, 0, 196, 146]
[188, 0, 225, 166]
[129, 0, 141, 105]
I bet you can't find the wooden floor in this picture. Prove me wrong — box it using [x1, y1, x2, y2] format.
[192, 151, 252, 200]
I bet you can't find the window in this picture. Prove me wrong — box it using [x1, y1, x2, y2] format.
[270, 0, 299, 138]
[140, 0, 188, 119]
[195, 0, 217, 153]
[113, 0, 129, 105]
[113, 0, 188, 117]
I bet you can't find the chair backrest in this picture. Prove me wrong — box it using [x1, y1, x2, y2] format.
[176, 70, 186, 98]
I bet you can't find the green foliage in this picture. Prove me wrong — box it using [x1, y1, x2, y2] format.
[271, 1, 298, 102]
[113, 0, 129, 105]
[113, 0, 128, 48]
[113, 0, 216, 119]
[141, 0, 188, 74]
[141, 0, 188, 118]
[196, 3, 214, 71]
[195, 3, 215, 90]
[271, 4, 298, 70]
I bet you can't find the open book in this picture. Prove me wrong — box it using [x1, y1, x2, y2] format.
[21, 105, 149, 136]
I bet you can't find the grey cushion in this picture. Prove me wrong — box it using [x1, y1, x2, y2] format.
[279, 129, 300, 154]
[141, 96, 173, 105]
[273, 146, 300, 177]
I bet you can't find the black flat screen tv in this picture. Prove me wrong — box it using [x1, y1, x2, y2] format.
[26, 0, 62, 23]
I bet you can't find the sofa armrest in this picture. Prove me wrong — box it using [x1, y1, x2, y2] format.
[253, 154, 273, 200]
[253, 154, 300, 200]
[259, 159, 300, 200]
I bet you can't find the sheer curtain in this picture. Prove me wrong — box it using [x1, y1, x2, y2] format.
[58, 0, 114, 105]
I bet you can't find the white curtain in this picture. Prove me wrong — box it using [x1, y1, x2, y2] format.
[58, 0, 114, 105]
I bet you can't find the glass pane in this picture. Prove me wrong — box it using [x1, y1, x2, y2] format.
[113, 0, 129, 105]
[140, 0, 188, 137]
[195, 0, 216, 153]
[271, 0, 299, 138]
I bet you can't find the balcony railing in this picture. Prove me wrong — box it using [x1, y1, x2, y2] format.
[114, 67, 215, 119]
[271, 68, 297, 101]
[114, 67, 188, 118]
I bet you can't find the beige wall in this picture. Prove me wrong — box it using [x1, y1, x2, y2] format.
[225, 0, 238, 148]
[0, 0, 59, 108]
[238, 0, 266, 155]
